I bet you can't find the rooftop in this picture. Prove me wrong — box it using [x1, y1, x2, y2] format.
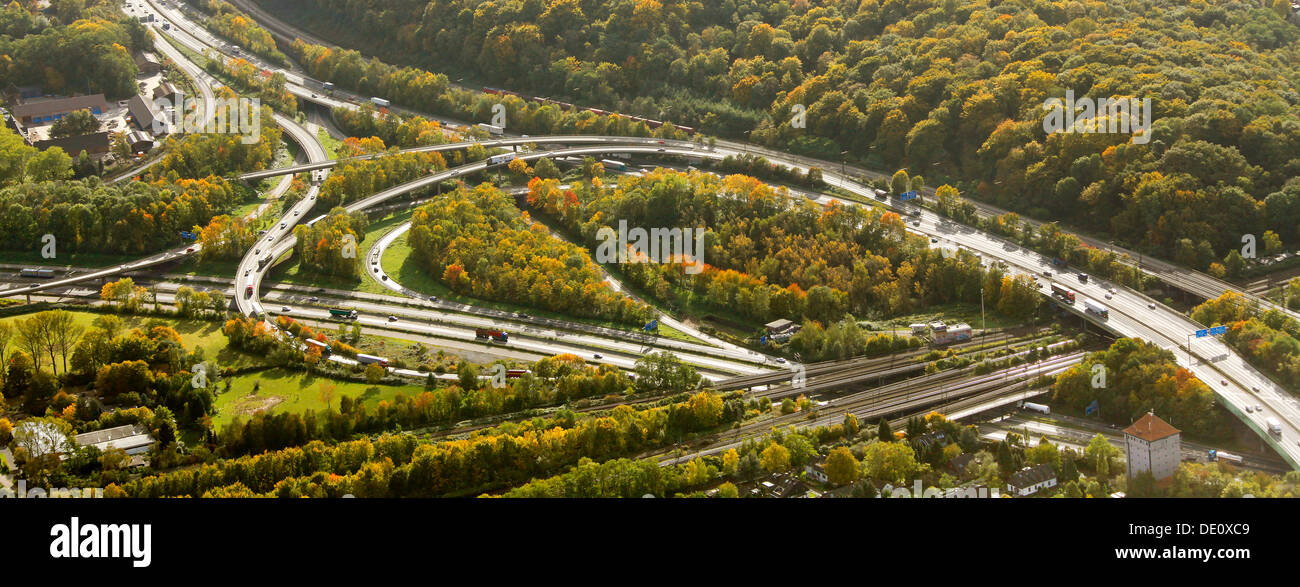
[12, 94, 108, 120]
[1008, 464, 1056, 489]
[74, 424, 154, 455]
[1123, 412, 1180, 442]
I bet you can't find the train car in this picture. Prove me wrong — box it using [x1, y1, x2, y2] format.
[506, 369, 530, 379]
[1207, 449, 1243, 464]
[20, 268, 55, 278]
[932, 323, 972, 346]
[477, 123, 505, 136]
[370, 97, 391, 108]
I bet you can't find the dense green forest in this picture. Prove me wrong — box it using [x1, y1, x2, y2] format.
[526, 167, 1037, 325]
[264, 0, 1300, 271]
[0, 1, 149, 99]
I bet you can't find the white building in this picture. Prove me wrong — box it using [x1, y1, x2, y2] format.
[804, 461, 828, 484]
[1006, 464, 1057, 496]
[1123, 412, 1181, 482]
[74, 424, 155, 456]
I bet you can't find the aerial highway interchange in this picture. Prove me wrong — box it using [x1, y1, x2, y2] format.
[5, 0, 1299, 471]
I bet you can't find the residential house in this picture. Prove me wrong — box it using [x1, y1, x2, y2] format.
[126, 94, 162, 134]
[805, 459, 828, 484]
[1006, 464, 1058, 496]
[134, 51, 162, 76]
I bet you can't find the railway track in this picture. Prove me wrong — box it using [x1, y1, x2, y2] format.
[650, 352, 1087, 464]
[751, 339, 1076, 401]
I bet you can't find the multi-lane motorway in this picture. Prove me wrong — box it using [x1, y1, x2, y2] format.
[11, 0, 1299, 467]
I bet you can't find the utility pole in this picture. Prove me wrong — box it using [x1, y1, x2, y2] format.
[981, 287, 986, 348]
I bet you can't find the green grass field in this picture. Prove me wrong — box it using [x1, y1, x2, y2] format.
[0, 310, 262, 370]
[316, 127, 343, 159]
[211, 368, 428, 428]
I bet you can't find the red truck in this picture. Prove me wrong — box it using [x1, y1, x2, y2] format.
[475, 328, 509, 343]
[1050, 284, 1075, 303]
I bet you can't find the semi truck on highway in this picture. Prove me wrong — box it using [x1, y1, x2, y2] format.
[370, 97, 391, 108]
[486, 154, 515, 166]
[600, 159, 628, 171]
[1051, 284, 1075, 303]
[475, 328, 509, 343]
[477, 123, 504, 136]
[257, 255, 273, 270]
[356, 354, 389, 367]
[1267, 417, 1283, 437]
[1020, 401, 1051, 414]
[328, 308, 358, 320]
[1083, 299, 1109, 319]
[20, 268, 55, 278]
[1208, 449, 1243, 464]
[304, 338, 332, 356]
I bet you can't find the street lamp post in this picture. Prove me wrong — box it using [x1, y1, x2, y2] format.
[840, 150, 849, 188]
